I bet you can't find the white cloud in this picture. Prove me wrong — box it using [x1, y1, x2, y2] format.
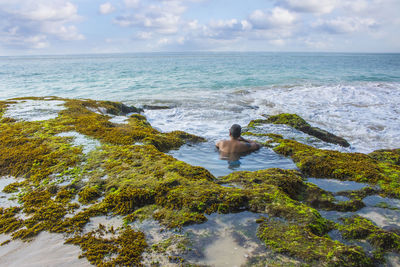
[269, 39, 285, 46]
[124, 0, 140, 8]
[19, 2, 79, 21]
[303, 38, 330, 49]
[157, 37, 170, 45]
[43, 24, 85, 40]
[209, 19, 241, 30]
[314, 17, 378, 34]
[279, 0, 337, 14]
[114, 0, 186, 34]
[136, 31, 153, 40]
[241, 20, 252, 31]
[187, 20, 200, 30]
[0, 0, 84, 49]
[25, 34, 49, 48]
[249, 7, 296, 29]
[99, 2, 115, 15]
[343, 0, 368, 12]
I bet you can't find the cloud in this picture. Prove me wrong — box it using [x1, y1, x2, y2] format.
[342, 0, 368, 13]
[18, 1, 79, 21]
[136, 31, 153, 40]
[200, 19, 248, 40]
[314, 17, 378, 34]
[114, 0, 186, 34]
[0, 0, 84, 49]
[279, 0, 337, 14]
[248, 7, 296, 29]
[269, 39, 285, 46]
[124, 0, 140, 8]
[99, 2, 115, 15]
[42, 24, 85, 40]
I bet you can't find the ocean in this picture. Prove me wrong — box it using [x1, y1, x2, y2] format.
[1, 52, 400, 153]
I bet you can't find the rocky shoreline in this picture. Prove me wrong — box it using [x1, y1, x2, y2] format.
[0, 97, 399, 266]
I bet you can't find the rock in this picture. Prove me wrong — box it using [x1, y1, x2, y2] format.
[249, 113, 350, 147]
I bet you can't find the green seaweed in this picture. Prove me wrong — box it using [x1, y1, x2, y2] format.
[338, 215, 400, 257]
[78, 186, 102, 204]
[257, 217, 373, 266]
[65, 226, 147, 266]
[274, 139, 400, 198]
[248, 113, 350, 147]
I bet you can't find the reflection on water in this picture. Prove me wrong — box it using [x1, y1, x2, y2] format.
[169, 142, 297, 177]
[0, 176, 21, 208]
[306, 178, 370, 193]
[0, 232, 91, 267]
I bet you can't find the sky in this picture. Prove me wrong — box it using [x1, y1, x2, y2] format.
[0, 0, 399, 55]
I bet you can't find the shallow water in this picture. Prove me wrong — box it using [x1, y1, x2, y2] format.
[0, 232, 91, 267]
[3, 99, 65, 122]
[56, 131, 101, 155]
[83, 215, 124, 234]
[306, 178, 370, 193]
[0, 176, 20, 208]
[308, 177, 400, 234]
[363, 195, 400, 210]
[169, 142, 297, 177]
[357, 207, 400, 231]
[133, 211, 300, 266]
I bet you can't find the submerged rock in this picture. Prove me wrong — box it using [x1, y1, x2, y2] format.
[338, 215, 400, 262]
[273, 138, 400, 198]
[257, 217, 373, 266]
[249, 113, 350, 147]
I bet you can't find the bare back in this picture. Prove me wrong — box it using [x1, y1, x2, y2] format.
[216, 139, 260, 154]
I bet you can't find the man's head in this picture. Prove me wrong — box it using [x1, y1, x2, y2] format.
[230, 124, 241, 139]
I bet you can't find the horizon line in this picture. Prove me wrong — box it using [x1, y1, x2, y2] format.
[2, 50, 400, 57]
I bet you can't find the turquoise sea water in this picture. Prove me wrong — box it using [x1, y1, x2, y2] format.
[1, 53, 400, 100]
[1, 52, 400, 156]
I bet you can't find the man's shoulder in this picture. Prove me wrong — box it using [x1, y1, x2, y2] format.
[216, 139, 229, 147]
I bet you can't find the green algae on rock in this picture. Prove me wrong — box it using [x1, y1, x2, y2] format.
[369, 149, 400, 166]
[304, 182, 365, 212]
[65, 226, 148, 266]
[257, 217, 373, 266]
[218, 168, 305, 200]
[248, 113, 350, 147]
[78, 186, 102, 204]
[273, 139, 400, 198]
[338, 215, 400, 260]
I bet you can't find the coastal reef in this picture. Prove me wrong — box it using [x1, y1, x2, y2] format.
[248, 113, 350, 147]
[0, 98, 399, 266]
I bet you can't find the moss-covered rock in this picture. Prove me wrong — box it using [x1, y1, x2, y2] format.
[78, 186, 102, 204]
[219, 168, 305, 200]
[2, 181, 24, 193]
[257, 217, 372, 266]
[57, 98, 205, 151]
[0, 207, 24, 235]
[273, 139, 400, 198]
[338, 216, 400, 256]
[65, 226, 147, 266]
[335, 187, 381, 200]
[369, 149, 400, 166]
[249, 113, 350, 147]
[304, 182, 365, 212]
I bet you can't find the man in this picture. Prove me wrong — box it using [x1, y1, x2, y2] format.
[216, 124, 261, 154]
